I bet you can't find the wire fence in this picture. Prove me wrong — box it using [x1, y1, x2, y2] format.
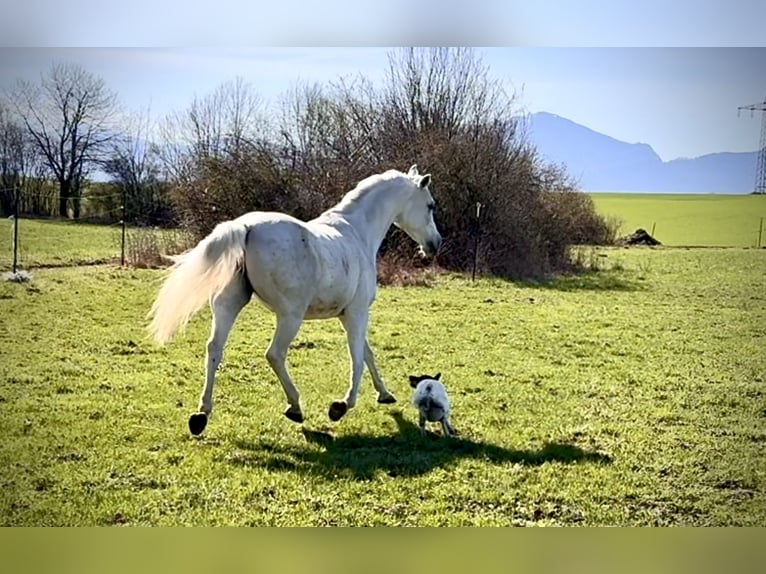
[3, 185, 765, 276]
[1, 187, 192, 273]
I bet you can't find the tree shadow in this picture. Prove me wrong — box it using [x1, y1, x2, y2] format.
[227, 412, 612, 480]
[514, 270, 645, 293]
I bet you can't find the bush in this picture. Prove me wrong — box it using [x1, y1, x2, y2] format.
[123, 226, 195, 268]
[170, 147, 303, 239]
[161, 49, 614, 280]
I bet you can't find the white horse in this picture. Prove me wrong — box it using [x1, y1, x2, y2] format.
[148, 165, 442, 435]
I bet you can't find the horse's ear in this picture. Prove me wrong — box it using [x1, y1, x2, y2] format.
[408, 164, 419, 176]
[419, 174, 431, 188]
[409, 375, 419, 388]
[434, 372, 441, 380]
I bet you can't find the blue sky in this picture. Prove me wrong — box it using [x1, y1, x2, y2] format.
[2, 47, 764, 162]
[2, 0, 765, 47]
[1, 1, 765, 162]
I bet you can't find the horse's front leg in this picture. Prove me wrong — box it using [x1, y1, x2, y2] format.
[330, 310, 368, 421]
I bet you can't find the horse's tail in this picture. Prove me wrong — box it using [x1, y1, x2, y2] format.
[148, 219, 249, 344]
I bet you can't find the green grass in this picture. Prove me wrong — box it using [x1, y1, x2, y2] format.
[1, 246, 765, 526]
[0, 218, 191, 271]
[0, 218, 121, 270]
[5, 194, 764, 271]
[590, 193, 766, 248]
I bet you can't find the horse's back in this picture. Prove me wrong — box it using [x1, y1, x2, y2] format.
[240, 211, 371, 319]
[234, 210, 304, 229]
[241, 210, 317, 285]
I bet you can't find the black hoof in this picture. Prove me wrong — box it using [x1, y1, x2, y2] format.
[377, 394, 397, 405]
[284, 406, 304, 423]
[328, 401, 348, 422]
[188, 412, 208, 436]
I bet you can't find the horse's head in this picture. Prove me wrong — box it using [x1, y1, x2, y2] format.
[394, 165, 443, 258]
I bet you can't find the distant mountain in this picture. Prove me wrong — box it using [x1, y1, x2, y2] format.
[525, 112, 758, 193]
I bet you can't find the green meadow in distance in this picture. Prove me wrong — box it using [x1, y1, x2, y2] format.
[589, 193, 766, 248]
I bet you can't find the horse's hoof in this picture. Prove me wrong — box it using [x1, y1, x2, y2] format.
[188, 412, 208, 436]
[328, 401, 348, 422]
[377, 393, 397, 405]
[284, 406, 304, 423]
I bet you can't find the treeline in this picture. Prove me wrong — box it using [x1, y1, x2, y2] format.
[0, 48, 615, 278]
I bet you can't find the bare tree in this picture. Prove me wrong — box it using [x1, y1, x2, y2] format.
[278, 78, 384, 207]
[157, 77, 268, 184]
[382, 48, 511, 138]
[157, 78, 282, 235]
[0, 102, 51, 216]
[102, 106, 173, 225]
[8, 62, 118, 218]
[0, 103, 25, 215]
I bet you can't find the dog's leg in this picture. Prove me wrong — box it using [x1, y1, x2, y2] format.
[441, 417, 456, 437]
[419, 413, 427, 435]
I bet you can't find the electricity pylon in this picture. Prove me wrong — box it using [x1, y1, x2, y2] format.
[738, 98, 766, 194]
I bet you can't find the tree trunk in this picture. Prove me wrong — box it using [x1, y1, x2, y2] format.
[0, 178, 15, 215]
[59, 180, 70, 218]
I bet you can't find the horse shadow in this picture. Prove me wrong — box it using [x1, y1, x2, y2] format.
[227, 412, 612, 480]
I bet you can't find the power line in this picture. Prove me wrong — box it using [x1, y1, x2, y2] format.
[738, 97, 766, 195]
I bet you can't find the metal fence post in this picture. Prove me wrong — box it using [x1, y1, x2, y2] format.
[120, 185, 127, 266]
[12, 185, 20, 274]
[472, 202, 483, 282]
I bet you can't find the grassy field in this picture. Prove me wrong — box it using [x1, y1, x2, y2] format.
[0, 218, 121, 270]
[590, 193, 766, 248]
[1, 244, 765, 525]
[4, 194, 765, 270]
[0, 218, 191, 271]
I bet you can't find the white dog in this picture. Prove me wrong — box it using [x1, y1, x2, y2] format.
[408, 372, 456, 437]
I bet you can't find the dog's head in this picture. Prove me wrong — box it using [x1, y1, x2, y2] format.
[408, 372, 441, 388]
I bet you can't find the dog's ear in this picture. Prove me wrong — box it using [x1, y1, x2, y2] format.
[409, 375, 419, 388]
[434, 372, 441, 380]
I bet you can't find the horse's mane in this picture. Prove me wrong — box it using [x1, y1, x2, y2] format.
[333, 169, 405, 211]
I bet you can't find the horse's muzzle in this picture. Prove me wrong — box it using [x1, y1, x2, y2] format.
[423, 237, 442, 257]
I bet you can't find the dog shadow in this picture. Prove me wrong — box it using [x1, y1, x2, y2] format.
[227, 411, 612, 480]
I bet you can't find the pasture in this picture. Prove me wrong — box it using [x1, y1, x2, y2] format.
[590, 193, 766, 248]
[0, 218, 120, 269]
[1, 242, 764, 525]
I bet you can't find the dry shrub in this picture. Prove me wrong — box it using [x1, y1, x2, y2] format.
[537, 187, 619, 246]
[376, 250, 440, 287]
[124, 226, 195, 268]
[170, 148, 296, 239]
[567, 245, 606, 273]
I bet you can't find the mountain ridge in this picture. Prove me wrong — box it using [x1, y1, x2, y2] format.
[525, 111, 758, 194]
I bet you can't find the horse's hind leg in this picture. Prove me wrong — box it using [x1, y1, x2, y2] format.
[363, 339, 396, 404]
[189, 278, 250, 436]
[266, 314, 304, 423]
